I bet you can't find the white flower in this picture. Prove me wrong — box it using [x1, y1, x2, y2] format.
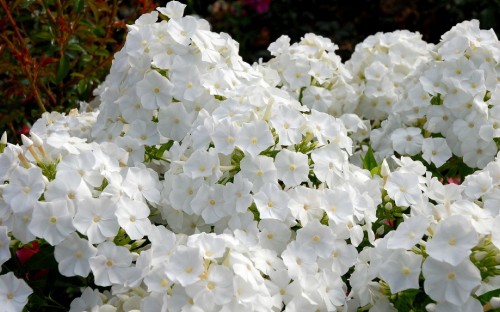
[287, 186, 324, 226]
[378, 250, 422, 293]
[0, 272, 32, 312]
[492, 215, 500, 250]
[426, 215, 478, 266]
[30, 200, 75, 245]
[73, 197, 120, 244]
[385, 171, 422, 207]
[318, 239, 358, 275]
[185, 264, 234, 309]
[2, 166, 45, 213]
[295, 219, 335, 259]
[191, 184, 227, 224]
[57, 151, 102, 188]
[183, 148, 221, 180]
[421, 138, 452, 168]
[157, 0, 186, 19]
[166, 246, 204, 287]
[258, 219, 291, 253]
[143, 262, 171, 294]
[461, 138, 496, 169]
[321, 188, 354, 224]
[115, 197, 151, 240]
[253, 183, 290, 221]
[158, 103, 196, 141]
[269, 106, 304, 146]
[69, 287, 103, 312]
[168, 173, 204, 214]
[236, 120, 275, 158]
[390, 127, 424, 156]
[44, 171, 92, 202]
[89, 242, 134, 287]
[422, 257, 481, 305]
[211, 119, 240, 155]
[125, 119, 160, 146]
[54, 232, 97, 277]
[0, 226, 10, 266]
[387, 215, 430, 250]
[239, 155, 277, 192]
[274, 149, 309, 188]
[281, 241, 317, 279]
[222, 174, 253, 214]
[121, 166, 161, 204]
[136, 70, 173, 110]
[311, 143, 347, 188]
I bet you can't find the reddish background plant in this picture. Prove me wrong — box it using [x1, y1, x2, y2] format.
[0, 0, 156, 142]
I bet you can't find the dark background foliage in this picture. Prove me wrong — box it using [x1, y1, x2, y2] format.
[1, 0, 499, 140]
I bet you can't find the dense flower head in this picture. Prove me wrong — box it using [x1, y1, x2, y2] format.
[369, 20, 500, 169]
[0, 2, 498, 311]
[346, 30, 434, 120]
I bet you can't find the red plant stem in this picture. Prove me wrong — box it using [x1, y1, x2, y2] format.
[0, 0, 24, 45]
[0, 0, 47, 112]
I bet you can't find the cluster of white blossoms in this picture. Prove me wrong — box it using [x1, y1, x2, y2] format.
[260, 33, 359, 117]
[346, 30, 434, 120]
[370, 20, 500, 169]
[0, 2, 499, 311]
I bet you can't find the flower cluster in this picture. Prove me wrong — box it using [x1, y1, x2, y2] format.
[369, 21, 500, 170]
[0, 2, 499, 311]
[345, 30, 434, 121]
[262, 33, 359, 117]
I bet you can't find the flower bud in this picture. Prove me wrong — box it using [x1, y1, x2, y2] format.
[473, 251, 487, 261]
[491, 297, 500, 308]
[380, 159, 390, 177]
[20, 134, 33, 148]
[30, 132, 43, 147]
[0, 132, 6, 145]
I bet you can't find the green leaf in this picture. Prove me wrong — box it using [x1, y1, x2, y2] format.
[361, 146, 378, 171]
[74, 0, 84, 14]
[54, 56, 70, 83]
[392, 289, 421, 311]
[478, 288, 500, 305]
[430, 94, 442, 105]
[157, 140, 174, 157]
[113, 229, 131, 246]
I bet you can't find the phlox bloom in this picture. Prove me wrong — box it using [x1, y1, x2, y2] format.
[253, 183, 290, 221]
[73, 197, 120, 244]
[385, 171, 422, 207]
[378, 250, 422, 293]
[136, 70, 173, 110]
[425, 215, 478, 266]
[166, 246, 204, 287]
[236, 120, 274, 158]
[89, 242, 134, 287]
[30, 200, 75, 245]
[387, 215, 429, 250]
[0, 272, 32, 312]
[54, 232, 97, 277]
[422, 257, 481, 305]
[274, 149, 309, 188]
[2, 166, 45, 213]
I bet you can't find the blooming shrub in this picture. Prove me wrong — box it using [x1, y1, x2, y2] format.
[0, 2, 499, 311]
